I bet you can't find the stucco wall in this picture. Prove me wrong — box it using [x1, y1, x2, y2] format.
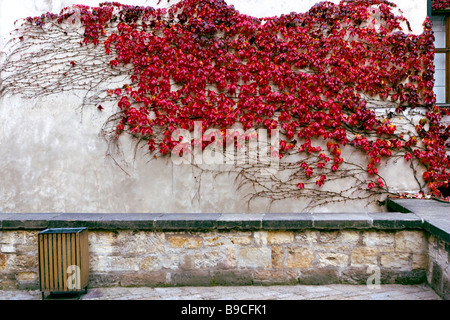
[0, 0, 431, 213]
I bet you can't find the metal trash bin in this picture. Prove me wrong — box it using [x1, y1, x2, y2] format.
[38, 228, 89, 299]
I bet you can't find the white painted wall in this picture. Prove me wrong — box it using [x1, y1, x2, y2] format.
[0, 0, 429, 213]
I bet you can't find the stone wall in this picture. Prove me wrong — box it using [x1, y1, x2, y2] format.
[1, 198, 449, 299]
[0, 229, 429, 290]
[428, 235, 450, 299]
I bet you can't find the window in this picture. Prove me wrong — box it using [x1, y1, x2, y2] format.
[432, 14, 450, 104]
[431, 0, 450, 105]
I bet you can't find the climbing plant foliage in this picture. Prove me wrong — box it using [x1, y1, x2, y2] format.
[1, 0, 449, 207]
[432, 0, 450, 10]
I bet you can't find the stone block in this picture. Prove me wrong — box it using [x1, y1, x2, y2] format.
[340, 267, 372, 284]
[285, 269, 301, 281]
[17, 272, 39, 290]
[94, 213, 159, 230]
[170, 270, 213, 286]
[89, 232, 118, 255]
[237, 247, 271, 268]
[351, 247, 379, 266]
[167, 234, 203, 249]
[218, 214, 263, 230]
[0, 272, 17, 290]
[224, 247, 237, 268]
[412, 254, 428, 270]
[158, 254, 180, 270]
[0, 231, 36, 246]
[318, 230, 360, 246]
[89, 231, 118, 244]
[105, 256, 140, 272]
[431, 262, 442, 292]
[203, 232, 226, 247]
[0, 253, 6, 270]
[119, 231, 165, 255]
[17, 272, 37, 281]
[294, 230, 318, 246]
[120, 272, 167, 287]
[317, 252, 349, 268]
[271, 246, 284, 269]
[182, 250, 223, 270]
[286, 247, 314, 268]
[253, 231, 268, 246]
[381, 253, 411, 270]
[369, 212, 423, 229]
[436, 241, 449, 267]
[7, 254, 37, 271]
[15, 245, 37, 255]
[211, 270, 254, 286]
[312, 212, 371, 229]
[89, 273, 121, 288]
[262, 213, 313, 229]
[253, 269, 278, 280]
[89, 255, 105, 272]
[362, 231, 395, 247]
[18, 282, 39, 290]
[204, 231, 252, 246]
[155, 214, 219, 230]
[180, 254, 194, 270]
[267, 231, 294, 244]
[228, 232, 253, 246]
[299, 268, 339, 285]
[318, 231, 340, 243]
[253, 270, 290, 284]
[1, 244, 15, 253]
[395, 231, 427, 254]
[392, 270, 427, 285]
[89, 244, 116, 255]
[141, 256, 159, 271]
[443, 277, 450, 300]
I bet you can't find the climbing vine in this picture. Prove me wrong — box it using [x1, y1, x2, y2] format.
[432, 0, 450, 10]
[1, 0, 449, 208]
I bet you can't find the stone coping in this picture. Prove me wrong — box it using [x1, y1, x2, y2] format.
[386, 198, 450, 243]
[0, 199, 448, 240]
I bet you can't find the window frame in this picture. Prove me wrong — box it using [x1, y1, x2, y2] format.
[433, 13, 450, 105]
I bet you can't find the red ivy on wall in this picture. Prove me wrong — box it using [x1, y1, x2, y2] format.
[18, 0, 450, 199]
[432, 0, 450, 10]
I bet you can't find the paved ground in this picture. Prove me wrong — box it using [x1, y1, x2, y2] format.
[0, 284, 442, 300]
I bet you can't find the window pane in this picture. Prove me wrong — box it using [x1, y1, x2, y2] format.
[435, 31, 446, 48]
[431, 15, 446, 32]
[435, 69, 446, 86]
[434, 53, 446, 104]
[435, 53, 446, 70]
[432, 15, 446, 48]
[432, 16, 447, 104]
[434, 86, 446, 104]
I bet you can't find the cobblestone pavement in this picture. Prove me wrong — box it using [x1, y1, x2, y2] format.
[0, 284, 442, 300]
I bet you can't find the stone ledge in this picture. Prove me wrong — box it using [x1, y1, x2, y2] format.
[0, 199, 447, 242]
[386, 198, 450, 243]
[0, 210, 423, 231]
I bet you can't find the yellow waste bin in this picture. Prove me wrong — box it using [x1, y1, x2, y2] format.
[38, 228, 89, 299]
